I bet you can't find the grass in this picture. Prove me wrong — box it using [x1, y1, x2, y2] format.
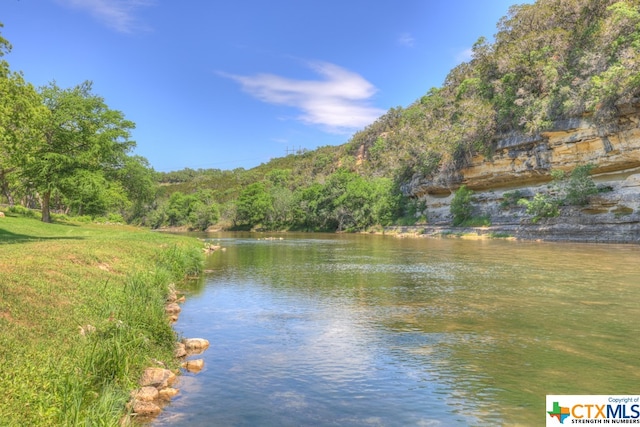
[0, 215, 203, 426]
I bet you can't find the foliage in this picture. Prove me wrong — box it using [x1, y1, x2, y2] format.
[500, 190, 524, 209]
[450, 185, 475, 226]
[562, 164, 598, 206]
[518, 193, 560, 223]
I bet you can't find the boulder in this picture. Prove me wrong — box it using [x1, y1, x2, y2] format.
[181, 358, 204, 373]
[182, 338, 210, 355]
[130, 386, 158, 402]
[165, 303, 181, 315]
[139, 368, 176, 389]
[174, 342, 187, 358]
[132, 400, 161, 417]
[158, 387, 180, 400]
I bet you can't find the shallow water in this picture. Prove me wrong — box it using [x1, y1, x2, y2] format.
[153, 233, 640, 426]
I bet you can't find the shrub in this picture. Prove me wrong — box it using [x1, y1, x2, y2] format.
[518, 193, 559, 223]
[564, 164, 597, 206]
[500, 190, 524, 209]
[450, 185, 474, 226]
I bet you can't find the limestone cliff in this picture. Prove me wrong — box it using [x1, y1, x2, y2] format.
[401, 103, 640, 243]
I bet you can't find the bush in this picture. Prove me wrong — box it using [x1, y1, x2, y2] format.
[500, 190, 524, 209]
[7, 205, 39, 219]
[450, 185, 474, 226]
[564, 164, 597, 206]
[518, 193, 559, 223]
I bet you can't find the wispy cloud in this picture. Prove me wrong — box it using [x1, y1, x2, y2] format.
[455, 48, 474, 64]
[55, 0, 153, 33]
[398, 32, 415, 48]
[220, 61, 385, 133]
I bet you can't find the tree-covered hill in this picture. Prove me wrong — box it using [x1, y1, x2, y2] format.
[153, 0, 640, 231]
[2, 0, 640, 232]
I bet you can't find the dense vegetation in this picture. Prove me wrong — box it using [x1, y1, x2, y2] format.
[2, 0, 640, 230]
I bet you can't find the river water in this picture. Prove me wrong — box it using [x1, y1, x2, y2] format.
[153, 233, 640, 426]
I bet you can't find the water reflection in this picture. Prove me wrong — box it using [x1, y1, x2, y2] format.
[154, 234, 640, 426]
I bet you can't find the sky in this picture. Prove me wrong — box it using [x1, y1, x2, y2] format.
[2, 0, 527, 172]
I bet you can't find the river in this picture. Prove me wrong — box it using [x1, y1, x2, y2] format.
[153, 232, 640, 426]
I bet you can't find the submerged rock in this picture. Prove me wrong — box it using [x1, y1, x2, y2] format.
[158, 387, 180, 400]
[181, 358, 205, 373]
[182, 338, 209, 351]
[132, 400, 162, 417]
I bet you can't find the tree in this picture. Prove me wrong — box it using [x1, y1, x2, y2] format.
[114, 155, 158, 221]
[450, 185, 474, 226]
[235, 182, 273, 227]
[0, 25, 46, 207]
[16, 81, 135, 222]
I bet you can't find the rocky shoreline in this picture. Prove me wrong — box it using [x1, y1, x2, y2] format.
[125, 285, 211, 424]
[385, 217, 640, 244]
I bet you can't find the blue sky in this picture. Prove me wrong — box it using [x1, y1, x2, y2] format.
[2, 0, 525, 172]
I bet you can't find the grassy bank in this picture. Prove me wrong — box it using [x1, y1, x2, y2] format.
[0, 214, 203, 426]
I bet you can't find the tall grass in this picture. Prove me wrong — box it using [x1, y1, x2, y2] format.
[0, 216, 204, 426]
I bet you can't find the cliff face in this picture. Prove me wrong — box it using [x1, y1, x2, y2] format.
[402, 103, 640, 243]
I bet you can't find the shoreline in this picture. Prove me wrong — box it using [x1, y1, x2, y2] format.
[383, 220, 640, 245]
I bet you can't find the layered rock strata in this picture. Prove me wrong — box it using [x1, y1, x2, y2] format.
[401, 104, 640, 243]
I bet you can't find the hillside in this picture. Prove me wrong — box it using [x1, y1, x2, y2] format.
[152, 0, 640, 241]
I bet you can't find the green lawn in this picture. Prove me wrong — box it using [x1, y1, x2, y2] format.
[0, 215, 203, 426]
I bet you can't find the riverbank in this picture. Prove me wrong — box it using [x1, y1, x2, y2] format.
[0, 215, 204, 426]
[385, 215, 640, 244]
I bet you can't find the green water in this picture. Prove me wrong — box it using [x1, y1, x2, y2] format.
[154, 233, 640, 426]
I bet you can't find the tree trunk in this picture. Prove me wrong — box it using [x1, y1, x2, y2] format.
[0, 169, 15, 206]
[41, 191, 51, 223]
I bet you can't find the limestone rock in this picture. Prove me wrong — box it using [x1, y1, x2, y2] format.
[165, 303, 181, 315]
[132, 400, 162, 417]
[182, 338, 210, 355]
[130, 386, 158, 402]
[174, 342, 187, 358]
[139, 368, 176, 389]
[158, 387, 180, 400]
[166, 289, 178, 303]
[181, 358, 204, 373]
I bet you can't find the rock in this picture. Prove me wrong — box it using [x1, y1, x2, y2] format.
[181, 358, 204, 373]
[182, 338, 210, 355]
[139, 368, 176, 389]
[158, 387, 180, 400]
[166, 290, 178, 303]
[132, 400, 162, 417]
[0, 212, 4, 217]
[165, 303, 181, 315]
[174, 342, 187, 358]
[130, 386, 159, 402]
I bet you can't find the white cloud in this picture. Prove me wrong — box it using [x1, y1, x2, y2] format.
[55, 0, 153, 33]
[398, 32, 415, 48]
[455, 48, 474, 64]
[220, 61, 385, 133]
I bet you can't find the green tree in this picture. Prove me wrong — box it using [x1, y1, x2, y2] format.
[114, 155, 158, 221]
[235, 182, 273, 227]
[0, 26, 46, 207]
[450, 185, 474, 226]
[16, 81, 135, 222]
